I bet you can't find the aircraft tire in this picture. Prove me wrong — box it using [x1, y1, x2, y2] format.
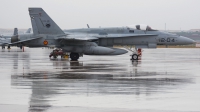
[70, 53, 79, 61]
[132, 54, 138, 60]
[53, 55, 57, 59]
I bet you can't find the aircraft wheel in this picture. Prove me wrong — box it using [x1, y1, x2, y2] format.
[53, 55, 58, 59]
[20, 46, 23, 49]
[7, 46, 10, 49]
[70, 53, 79, 61]
[132, 54, 138, 60]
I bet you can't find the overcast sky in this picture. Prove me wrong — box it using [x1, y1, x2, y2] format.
[0, 0, 199, 30]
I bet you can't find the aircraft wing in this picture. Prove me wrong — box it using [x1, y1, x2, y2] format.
[0, 42, 9, 45]
[8, 37, 42, 45]
[0, 38, 10, 45]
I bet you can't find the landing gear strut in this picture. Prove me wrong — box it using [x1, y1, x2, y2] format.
[20, 45, 23, 49]
[70, 53, 79, 61]
[124, 46, 142, 60]
[2, 46, 5, 49]
[7, 46, 10, 49]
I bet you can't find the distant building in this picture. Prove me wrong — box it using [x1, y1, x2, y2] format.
[169, 29, 200, 42]
[189, 29, 200, 32]
[196, 42, 200, 47]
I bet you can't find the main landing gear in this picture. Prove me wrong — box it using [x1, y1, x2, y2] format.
[1, 45, 24, 51]
[49, 49, 80, 61]
[2, 46, 5, 49]
[7, 46, 11, 49]
[20, 45, 23, 49]
[70, 53, 79, 61]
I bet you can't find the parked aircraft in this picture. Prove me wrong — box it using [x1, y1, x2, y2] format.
[1, 8, 196, 60]
[25, 28, 31, 34]
[0, 28, 32, 49]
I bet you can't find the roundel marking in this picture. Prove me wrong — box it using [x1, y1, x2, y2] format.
[46, 23, 51, 28]
[43, 40, 48, 45]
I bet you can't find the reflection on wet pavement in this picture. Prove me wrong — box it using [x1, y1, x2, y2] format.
[0, 47, 200, 112]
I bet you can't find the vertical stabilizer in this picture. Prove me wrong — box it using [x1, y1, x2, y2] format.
[31, 18, 39, 35]
[13, 28, 18, 35]
[29, 8, 64, 35]
[25, 28, 31, 33]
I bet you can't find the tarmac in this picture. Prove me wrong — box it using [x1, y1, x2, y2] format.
[0, 47, 200, 112]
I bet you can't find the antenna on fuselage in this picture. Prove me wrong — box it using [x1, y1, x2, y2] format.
[87, 24, 90, 28]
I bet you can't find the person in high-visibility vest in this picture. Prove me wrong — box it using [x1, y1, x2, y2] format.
[138, 48, 142, 56]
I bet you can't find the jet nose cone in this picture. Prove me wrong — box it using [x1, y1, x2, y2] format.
[180, 36, 196, 45]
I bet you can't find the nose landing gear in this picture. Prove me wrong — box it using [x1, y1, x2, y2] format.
[124, 46, 142, 60]
[131, 54, 139, 60]
[131, 48, 142, 60]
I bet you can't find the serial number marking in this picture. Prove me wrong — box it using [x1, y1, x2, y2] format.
[158, 38, 175, 42]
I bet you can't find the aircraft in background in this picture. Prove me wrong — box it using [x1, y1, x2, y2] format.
[0, 28, 31, 49]
[1, 8, 196, 60]
[25, 28, 31, 34]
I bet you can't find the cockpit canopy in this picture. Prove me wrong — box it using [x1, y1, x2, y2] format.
[127, 24, 157, 31]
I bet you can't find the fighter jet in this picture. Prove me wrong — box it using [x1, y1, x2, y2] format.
[0, 37, 10, 49]
[2, 8, 196, 60]
[0, 28, 18, 49]
[0, 28, 32, 49]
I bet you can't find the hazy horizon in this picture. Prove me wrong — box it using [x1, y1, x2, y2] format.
[0, 0, 200, 30]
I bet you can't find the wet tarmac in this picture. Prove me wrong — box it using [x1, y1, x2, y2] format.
[0, 47, 200, 112]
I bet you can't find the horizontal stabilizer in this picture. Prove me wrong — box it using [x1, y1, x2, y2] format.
[8, 37, 42, 45]
[0, 38, 11, 45]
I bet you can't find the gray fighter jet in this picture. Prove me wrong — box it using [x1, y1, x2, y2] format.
[0, 28, 32, 49]
[0, 28, 18, 49]
[1, 8, 196, 60]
